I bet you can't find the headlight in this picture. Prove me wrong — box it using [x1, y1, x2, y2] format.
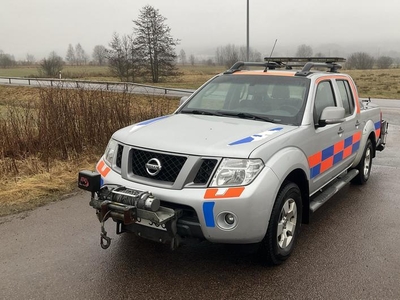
[210, 158, 264, 187]
[104, 139, 117, 166]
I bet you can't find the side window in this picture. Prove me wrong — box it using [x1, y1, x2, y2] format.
[314, 81, 336, 122]
[337, 80, 355, 116]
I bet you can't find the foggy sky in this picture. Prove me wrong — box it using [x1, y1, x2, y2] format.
[1, 0, 400, 60]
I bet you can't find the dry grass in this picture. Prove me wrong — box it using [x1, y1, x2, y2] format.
[344, 69, 400, 99]
[0, 84, 179, 216]
[0, 156, 96, 216]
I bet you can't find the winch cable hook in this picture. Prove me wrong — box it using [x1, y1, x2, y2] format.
[100, 210, 112, 250]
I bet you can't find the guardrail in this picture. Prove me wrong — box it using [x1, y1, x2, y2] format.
[0, 76, 195, 97]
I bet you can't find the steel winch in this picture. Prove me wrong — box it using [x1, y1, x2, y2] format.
[78, 170, 181, 250]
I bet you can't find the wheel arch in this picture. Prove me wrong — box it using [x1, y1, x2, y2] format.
[352, 120, 377, 167]
[284, 169, 310, 224]
[264, 147, 310, 224]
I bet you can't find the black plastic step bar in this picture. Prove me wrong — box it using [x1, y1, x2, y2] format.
[309, 169, 359, 213]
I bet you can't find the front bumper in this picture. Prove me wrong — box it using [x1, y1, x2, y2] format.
[80, 161, 280, 245]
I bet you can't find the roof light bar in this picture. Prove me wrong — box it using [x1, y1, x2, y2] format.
[264, 57, 346, 63]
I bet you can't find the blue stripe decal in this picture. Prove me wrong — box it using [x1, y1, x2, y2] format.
[137, 115, 169, 126]
[100, 177, 104, 187]
[352, 141, 360, 152]
[229, 127, 283, 146]
[333, 152, 343, 165]
[322, 146, 334, 160]
[229, 136, 254, 145]
[344, 136, 353, 148]
[203, 202, 215, 227]
[310, 165, 321, 178]
[374, 121, 380, 130]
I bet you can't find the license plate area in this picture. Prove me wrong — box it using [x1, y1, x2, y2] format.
[136, 218, 167, 231]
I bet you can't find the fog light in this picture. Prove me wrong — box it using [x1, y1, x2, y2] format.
[216, 212, 238, 230]
[225, 213, 235, 225]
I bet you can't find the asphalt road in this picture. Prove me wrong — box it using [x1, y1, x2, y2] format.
[1, 99, 399, 300]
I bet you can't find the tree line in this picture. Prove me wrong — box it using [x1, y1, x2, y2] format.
[1, 7, 399, 79]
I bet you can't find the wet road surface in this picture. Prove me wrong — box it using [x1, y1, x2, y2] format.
[1, 99, 399, 300]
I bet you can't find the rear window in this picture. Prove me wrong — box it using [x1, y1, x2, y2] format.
[337, 80, 355, 116]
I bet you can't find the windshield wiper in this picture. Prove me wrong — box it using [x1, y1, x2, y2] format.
[180, 109, 223, 116]
[218, 111, 280, 123]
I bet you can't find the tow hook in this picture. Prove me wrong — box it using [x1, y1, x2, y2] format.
[100, 211, 112, 250]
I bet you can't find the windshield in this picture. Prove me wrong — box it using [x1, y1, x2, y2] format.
[179, 74, 310, 125]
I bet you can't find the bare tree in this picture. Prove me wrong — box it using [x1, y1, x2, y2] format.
[376, 56, 393, 69]
[189, 54, 196, 66]
[26, 54, 35, 65]
[133, 5, 179, 83]
[239, 46, 262, 62]
[65, 44, 76, 65]
[179, 49, 187, 65]
[296, 44, 313, 57]
[39, 51, 64, 77]
[215, 44, 261, 67]
[215, 44, 239, 68]
[107, 33, 137, 82]
[346, 52, 375, 70]
[92, 45, 108, 66]
[75, 43, 88, 65]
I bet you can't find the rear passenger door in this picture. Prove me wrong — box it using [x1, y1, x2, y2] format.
[307, 78, 359, 194]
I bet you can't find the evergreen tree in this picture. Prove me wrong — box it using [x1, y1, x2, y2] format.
[133, 5, 179, 83]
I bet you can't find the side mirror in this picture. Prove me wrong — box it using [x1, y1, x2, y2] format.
[318, 107, 345, 127]
[180, 96, 189, 106]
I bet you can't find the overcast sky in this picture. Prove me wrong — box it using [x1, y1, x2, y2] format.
[1, 0, 400, 60]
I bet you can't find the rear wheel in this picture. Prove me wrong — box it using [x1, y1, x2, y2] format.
[259, 181, 302, 266]
[351, 139, 373, 185]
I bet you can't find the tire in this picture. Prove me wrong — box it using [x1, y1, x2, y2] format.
[259, 181, 302, 266]
[351, 139, 373, 185]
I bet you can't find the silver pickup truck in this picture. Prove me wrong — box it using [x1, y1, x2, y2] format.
[78, 57, 388, 265]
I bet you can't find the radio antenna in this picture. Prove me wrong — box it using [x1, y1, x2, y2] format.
[265, 39, 278, 68]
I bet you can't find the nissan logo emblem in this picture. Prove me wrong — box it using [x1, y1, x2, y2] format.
[145, 158, 162, 176]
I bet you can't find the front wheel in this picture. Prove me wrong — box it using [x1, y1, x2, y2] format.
[259, 181, 302, 266]
[351, 139, 373, 185]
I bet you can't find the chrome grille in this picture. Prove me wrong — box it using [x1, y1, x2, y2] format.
[131, 149, 187, 183]
[194, 159, 218, 184]
[116, 144, 124, 168]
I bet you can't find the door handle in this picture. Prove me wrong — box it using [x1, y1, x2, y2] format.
[355, 120, 360, 127]
[338, 127, 344, 135]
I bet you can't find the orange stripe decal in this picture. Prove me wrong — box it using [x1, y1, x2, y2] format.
[308, 152, 322, 168]
[204, 187, 245, 199]
[353, 131, 361, 142]
[334, 140, 345, 154]
[320, 157, 334, 173]
[96, 160, 111, 177]
[309, 131, 362, 179]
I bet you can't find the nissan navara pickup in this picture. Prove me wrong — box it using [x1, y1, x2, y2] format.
[78, 57, 388, 265]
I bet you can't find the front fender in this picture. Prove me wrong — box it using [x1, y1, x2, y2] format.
[264, 147, 310, 185]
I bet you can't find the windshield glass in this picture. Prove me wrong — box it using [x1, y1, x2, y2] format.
[179, 74, 310, 125]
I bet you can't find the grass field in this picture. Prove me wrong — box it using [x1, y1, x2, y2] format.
[1, 64, 400, 98]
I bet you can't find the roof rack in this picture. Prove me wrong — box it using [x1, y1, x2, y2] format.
[224, 61, 283, 74]
[224, 57, 346, 76]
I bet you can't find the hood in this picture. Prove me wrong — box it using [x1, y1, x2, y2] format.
[112, 114, 297, 158]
